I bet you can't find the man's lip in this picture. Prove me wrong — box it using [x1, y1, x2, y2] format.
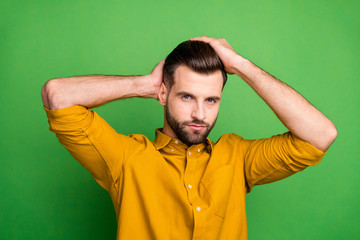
[187, 124, 205, 130]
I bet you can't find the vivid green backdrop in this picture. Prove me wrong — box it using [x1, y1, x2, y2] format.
[1, 0, 359, 239]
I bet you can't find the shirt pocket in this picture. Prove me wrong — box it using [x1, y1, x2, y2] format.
[201, 164, 235, 218]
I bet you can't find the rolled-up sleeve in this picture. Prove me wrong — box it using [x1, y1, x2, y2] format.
[44, 105, 135, 192]
[240, 131, 327, 192]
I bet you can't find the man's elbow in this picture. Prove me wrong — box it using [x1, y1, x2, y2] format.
[327, 123, 338, 146]
[41, 79, 66, 110]
[319, 123, 338, 152]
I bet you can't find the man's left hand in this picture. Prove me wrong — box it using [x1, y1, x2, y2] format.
[189, 36, 243, 75]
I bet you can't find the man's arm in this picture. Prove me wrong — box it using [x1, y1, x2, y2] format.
[41, 60, 165, 191]
[190, 36, 337, 152]
[41, 60, 165, 110]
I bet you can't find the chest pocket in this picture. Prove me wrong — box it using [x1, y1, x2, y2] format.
[200, 164, 235, 218]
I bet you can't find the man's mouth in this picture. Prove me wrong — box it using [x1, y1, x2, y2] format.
[187, 124, 205, 131]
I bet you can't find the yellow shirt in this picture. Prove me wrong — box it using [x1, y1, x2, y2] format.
[44, 105, 326, 240]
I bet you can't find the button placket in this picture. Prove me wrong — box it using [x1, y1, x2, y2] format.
[193, 204, 206, 239]
[189, 143, 208, 239]
[184, 145, 196, 205]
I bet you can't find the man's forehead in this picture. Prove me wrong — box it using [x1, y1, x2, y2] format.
[172, 65, 223, 90]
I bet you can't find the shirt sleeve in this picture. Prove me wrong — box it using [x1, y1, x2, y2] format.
[44, 105, 137, 192]
[239, 131, 327, 193]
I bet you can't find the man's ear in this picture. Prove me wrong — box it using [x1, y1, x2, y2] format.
[158, 82, 168, 106]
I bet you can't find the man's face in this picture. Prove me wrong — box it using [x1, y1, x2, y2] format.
[162, 65, 223, 145]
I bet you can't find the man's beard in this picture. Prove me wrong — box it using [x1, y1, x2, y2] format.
[165, 104, 217, 146]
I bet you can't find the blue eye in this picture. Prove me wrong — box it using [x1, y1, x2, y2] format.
[183, 95, 191, 100]
[207, 98, 215, 103]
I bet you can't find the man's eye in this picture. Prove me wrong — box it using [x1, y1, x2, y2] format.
[183, 95, 191, 100]
[207, 98, 215, 103]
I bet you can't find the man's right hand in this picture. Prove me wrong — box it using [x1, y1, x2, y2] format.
[148, 59, 165, 100]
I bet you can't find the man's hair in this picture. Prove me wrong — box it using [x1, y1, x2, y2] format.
[163, 40, 227, 90]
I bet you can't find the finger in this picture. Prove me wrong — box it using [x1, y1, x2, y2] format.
[155, 59, 165, 68]
[189, 36, 215, 43]
[189, 36, 210, 42]
[152, 59, 165, 73]
[158, 59, 165, 66]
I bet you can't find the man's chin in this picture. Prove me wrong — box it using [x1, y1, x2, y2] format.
[182, 130, 208, 145]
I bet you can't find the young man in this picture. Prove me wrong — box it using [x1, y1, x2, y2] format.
[42, 36, 337, 240]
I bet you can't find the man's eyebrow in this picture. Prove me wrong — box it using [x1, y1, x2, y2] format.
[176, 91, 195, 98]
[176, 91, 221, 101]
[207, 96, 221, 101]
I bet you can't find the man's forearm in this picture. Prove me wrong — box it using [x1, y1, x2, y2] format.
[41, 74, 155, 110]
[232, 56, 337, 151]
[42, 60, 164, 110]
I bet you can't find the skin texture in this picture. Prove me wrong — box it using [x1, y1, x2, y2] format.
[158, 65, 223, 145]
[42, 36, 337, 151]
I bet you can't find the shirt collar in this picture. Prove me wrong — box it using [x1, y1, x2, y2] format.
[153, 128, 173, 150]
[153, 128, 214, 153]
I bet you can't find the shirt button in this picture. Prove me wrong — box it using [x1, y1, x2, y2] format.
[170, 149, 174, 152]
[197, 149, 200, 152]
[188, 151, 191, 155]
[196, 206, 201, 212]
[188, 184, 192, 189]
[175, 140, 179, 144]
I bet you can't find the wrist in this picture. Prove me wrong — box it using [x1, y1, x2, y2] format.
[137, 75, 159, 99]
[231, 55, 251, 76]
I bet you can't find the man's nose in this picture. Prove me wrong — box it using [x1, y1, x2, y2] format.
[191, 102, 206, 121]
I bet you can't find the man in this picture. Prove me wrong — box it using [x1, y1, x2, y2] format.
[42, 36, 337, 240]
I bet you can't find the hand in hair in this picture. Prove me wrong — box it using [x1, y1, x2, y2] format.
[148, 59, 165, 100]
[189, 36, 243, 75]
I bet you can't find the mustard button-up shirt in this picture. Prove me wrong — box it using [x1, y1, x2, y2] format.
[44, 105, 326, 240]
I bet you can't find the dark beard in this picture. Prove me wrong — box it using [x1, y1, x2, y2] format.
[165, 104, 217, 146]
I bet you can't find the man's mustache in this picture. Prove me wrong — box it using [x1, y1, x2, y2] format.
[181, 120, 209, 127]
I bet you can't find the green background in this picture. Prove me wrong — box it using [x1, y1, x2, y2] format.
[1, 0, 359, 239]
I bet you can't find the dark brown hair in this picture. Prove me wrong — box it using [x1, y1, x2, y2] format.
[163, 40, 227, 90]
